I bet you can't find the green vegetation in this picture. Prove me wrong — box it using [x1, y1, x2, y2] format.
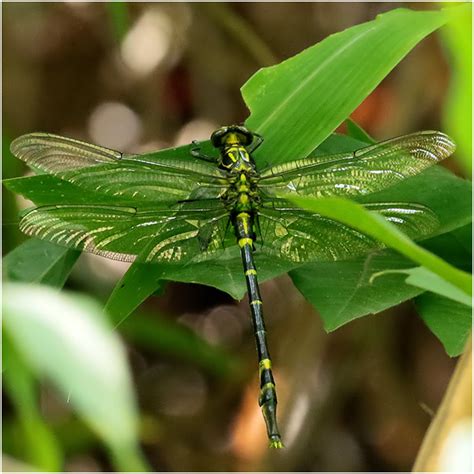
[2, 4, 471, 470]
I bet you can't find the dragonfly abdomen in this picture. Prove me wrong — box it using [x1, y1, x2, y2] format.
[234, 210, 283, 448]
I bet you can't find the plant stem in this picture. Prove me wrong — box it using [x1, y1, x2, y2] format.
[412, 336, 472, 471]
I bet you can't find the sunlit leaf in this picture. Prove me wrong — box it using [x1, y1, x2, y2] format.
[243, 7, 455, 164]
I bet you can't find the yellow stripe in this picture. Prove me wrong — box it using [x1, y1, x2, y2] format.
[245, 269, 257, 276]
[260, 382, 275, 395]
[239, 237, 253, 247]
[259, 358, 272, 377]
[241, 210, 250, 231]
[250, 299, 262, 305]
[237, 212, 250, 233]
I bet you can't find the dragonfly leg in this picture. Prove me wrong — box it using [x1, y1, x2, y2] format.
[247, 133, 264, 153]
[190, 141, 216, 162]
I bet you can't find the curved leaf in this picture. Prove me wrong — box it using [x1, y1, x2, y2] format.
[243, 7, 455, 164]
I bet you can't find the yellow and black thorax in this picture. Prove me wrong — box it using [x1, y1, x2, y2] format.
[210, 125, 259, 214]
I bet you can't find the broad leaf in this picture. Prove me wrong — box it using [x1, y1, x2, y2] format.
[3, 238, 80, 287]
[286, 195, 471, 294]
[243, 7, 455, 164]
[291, 250, 423, 331]
[422, 223, 471, 270]
[5, 7, 469, 337]
[3, 174, 119, 206]
[356, 167, 471, 236]
[290, 224, 471, 332]
[415, 293, 472, 356]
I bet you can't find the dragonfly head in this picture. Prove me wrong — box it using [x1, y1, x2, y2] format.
[211, 125, 254, 149]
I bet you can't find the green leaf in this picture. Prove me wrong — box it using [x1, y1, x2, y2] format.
[415, 293, 472, 356]
[286, 195, 472, 295]
[441, 4, 472, 175]
[104, 262, 166, 325]
[3, 335, 63, 471]
[371, 266, 471, 306]
[243, 7, 454, 164]
[3, 238, 80, 287]
[2, 131, 24, 251]
[345, 118, 376, 144]
[290, 224, 471, 332]
[3, 174, 120, 206]
[421, 222, 471, 270]
[290, 250, 423, 331]
[3, 283, 149, 472]
[6, 7, 470, 339]
[105, 248, 295, 318]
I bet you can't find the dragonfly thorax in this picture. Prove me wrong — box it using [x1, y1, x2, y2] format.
[219, 145, 255, 173]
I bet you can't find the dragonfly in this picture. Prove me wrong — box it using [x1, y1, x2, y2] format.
[10, 125, 455, 448]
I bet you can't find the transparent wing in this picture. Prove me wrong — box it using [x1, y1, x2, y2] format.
[259, 131, 455, 198]
[10, 133, 227, 202]
[19, 200, 233, 264]
[256, 199, 438, 263]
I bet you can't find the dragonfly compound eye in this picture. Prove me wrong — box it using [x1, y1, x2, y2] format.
[211, 127, 229, 148]
[211, 125, 254, 148]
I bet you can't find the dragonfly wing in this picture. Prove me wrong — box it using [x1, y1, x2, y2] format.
[19, 201, 233, 264]
[259, 131, 455, 198]
[58, 161, 226, 202]
[256, 199, 438, 263]
[11, 133, 227, 202]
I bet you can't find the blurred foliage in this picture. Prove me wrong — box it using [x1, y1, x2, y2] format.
[117, 311, 241, 379]
[3, 283, 149, 471]
[3, 336, 63, 471]
[106, 1, 130, 43]
[440, 3, 472, 175]
[2, 2, 471, 472]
